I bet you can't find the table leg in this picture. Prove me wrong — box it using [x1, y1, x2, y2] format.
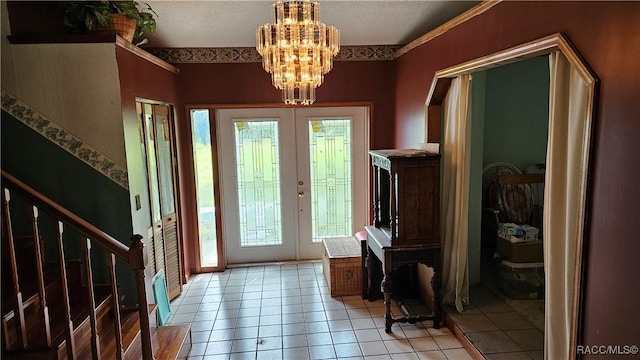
[366, 250, 383, 301]
[361, 238, 368, 300]
[431, 268, 442, 329]
[381, 274, 394, 333]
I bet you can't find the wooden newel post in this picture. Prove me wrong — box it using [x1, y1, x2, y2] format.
[129, 234, 154, 360]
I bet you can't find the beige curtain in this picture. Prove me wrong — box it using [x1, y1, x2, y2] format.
[545, 51, 590, 360]
[441, 74, 472, 312]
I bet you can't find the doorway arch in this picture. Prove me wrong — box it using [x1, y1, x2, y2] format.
[425, 33, 597, 360]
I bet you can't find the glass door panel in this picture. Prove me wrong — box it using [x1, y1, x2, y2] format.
[234, 120, 283, 247]
[308, 119, 353, 243]
[144, 106, 161, 226]
[191, 110, 219, 268]
[142, 103, 164, 275]
[296, 107, 368, 260]
[153, 105, 176, 216]
[218, 108, 297, 264]
[216, 107, 368, 264]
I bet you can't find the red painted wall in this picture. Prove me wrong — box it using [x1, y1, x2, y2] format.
[115, 47, 187, 276]
[117, 47, 181, 111]
[176, 60, 395, 149]
[394, 1, 640, 353]
[175, 60, 395, 272]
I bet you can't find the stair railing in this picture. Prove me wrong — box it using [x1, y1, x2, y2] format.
[1, 171, 154, 360]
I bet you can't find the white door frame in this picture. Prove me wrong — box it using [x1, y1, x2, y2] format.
[217, 106, 370, 264]
[295, 107, 369, 260]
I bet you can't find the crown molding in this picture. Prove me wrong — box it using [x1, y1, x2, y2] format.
[146, 45, 401, 64]
[395, 0, 501, 58]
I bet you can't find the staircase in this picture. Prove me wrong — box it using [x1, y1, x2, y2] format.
[1, 171, 191, 359]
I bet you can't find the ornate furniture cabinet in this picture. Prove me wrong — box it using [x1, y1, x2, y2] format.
[365, 149, 442, 332]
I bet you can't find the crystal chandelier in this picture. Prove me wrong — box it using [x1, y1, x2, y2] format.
[257, 0, 340, 105]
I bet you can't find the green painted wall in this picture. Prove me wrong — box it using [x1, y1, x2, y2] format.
[468, 71, 487, 286]
[1, 110, 138, 305]
[483, 56, 550, 171]
[468, 57, 549, 283]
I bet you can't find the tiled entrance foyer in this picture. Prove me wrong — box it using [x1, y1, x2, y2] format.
[170, 262, 473, 360]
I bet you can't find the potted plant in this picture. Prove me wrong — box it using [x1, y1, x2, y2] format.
[62, 1, 157, 44]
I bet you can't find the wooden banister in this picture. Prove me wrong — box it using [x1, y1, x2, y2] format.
[82, 238, 101, 360]
[30, 205, 52, 347]
[56, 221, 76, 359]
[129, 235, 153, 359]
[1, 170, 155, 359]
[2, 188, 27, 349]
[1, 171, 129, 262]
[107, 253, 124, 360]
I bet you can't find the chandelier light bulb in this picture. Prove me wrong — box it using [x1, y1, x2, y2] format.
[257, 0, 340, 105]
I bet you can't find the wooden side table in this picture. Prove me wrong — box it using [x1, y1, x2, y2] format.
[365, 226, 442, 333]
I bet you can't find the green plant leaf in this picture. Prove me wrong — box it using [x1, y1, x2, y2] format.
[61, 0, 157, 41]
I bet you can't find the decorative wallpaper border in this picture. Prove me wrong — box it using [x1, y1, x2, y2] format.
[147, 45, 402, 64]
[1, 90, 129, 190]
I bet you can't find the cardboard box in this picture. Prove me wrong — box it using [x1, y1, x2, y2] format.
[496, 236, 543, 263]
[322, 237, 362, 296]
[497, 260, 545, 299]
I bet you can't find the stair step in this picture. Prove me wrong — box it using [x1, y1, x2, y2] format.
[1, 236, 44, 316]
[0, 348, 57, 359]
[54, 286, 112, 359]
[2, 272, 76, 351]
[3, 283, 111, 359]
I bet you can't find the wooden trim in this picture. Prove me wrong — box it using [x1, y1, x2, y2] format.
[168, 105, 186, 295]
[210, 109, 226, 272]
[7, 34, 119, 44]
[443, 310, 485, 360]
[394, 0, 501, 58]
[135, 97, 175, 106]
[426, 33, 597, 107]
[7, 34, 178, 74]
[116, 37, 179, 74]
[182, 106, 227, 273]
[184, 107, 202, 275]
[439, 34, 560, 79]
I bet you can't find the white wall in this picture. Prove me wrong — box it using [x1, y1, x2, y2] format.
[1, 9, 127, 168]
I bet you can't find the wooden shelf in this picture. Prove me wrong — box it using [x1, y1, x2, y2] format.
[8, 34, 119, 44]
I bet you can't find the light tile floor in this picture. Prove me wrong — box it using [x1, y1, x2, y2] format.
[170, 262, 473, 360]
[441, 250, 545, 360]
[444, 286, 544, 360]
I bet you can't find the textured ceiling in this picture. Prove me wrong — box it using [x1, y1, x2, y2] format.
[144, 1, 480, 48]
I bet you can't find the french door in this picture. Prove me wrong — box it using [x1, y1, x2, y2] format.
[217, 107, 368, 264]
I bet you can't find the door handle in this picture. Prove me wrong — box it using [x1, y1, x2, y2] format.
[298, 191, 305, 197]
